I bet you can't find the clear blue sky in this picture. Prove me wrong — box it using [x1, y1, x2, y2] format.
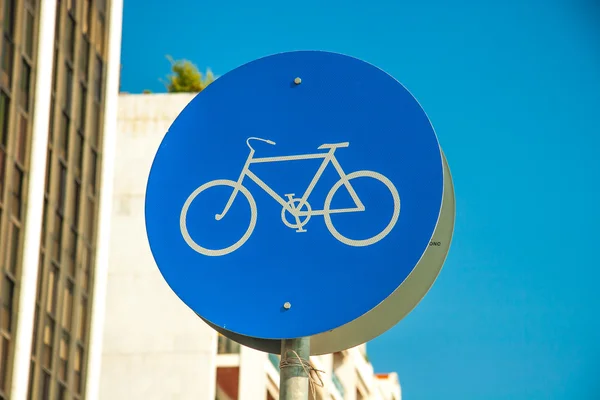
[120, 0, 600, 398]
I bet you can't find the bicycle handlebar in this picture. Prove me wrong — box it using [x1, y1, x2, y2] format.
[246, 137, 276, 149]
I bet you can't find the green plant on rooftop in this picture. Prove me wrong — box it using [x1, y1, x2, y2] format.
[163, 55, 215, 93]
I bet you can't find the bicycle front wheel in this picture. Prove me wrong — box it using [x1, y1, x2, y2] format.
[323, 171, 400, 247]
[180, 179, 257, 256]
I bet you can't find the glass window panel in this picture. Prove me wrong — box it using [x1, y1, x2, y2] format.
[49, 97, 56, 142]
[8, 223, 20, 274]
[80, 244, 90, 292]
[42, 317, 55, 369]
[52, 212, 63, 262]
[36, 254, 45, 302]
[0, 147, 6, 198]
[59, 112, 70, 158]
[64, 64, 73, 114]
[26, 359, 34, 400]
[85, 196, 95, 240]
[74, 345, 83, 394]
[25, 10, 34, 57]
[0, 91, 9, 148]
[2, 0, 15, 36]
[52, 48, 59, 93]
[65, 14, 75, 60]
[96, 12, 105, 55]
[73, 180, 81, 226]
[78, 84, 87, 129]
[89, 149, 97, 194]
[31, 306, 39, 355]
[58, 332, 69, 381]
[80, 36, 90, 79]
[74, 130, 83, 175]
[40, 370, 51, 400]
[10, 164, 24, 219]
[1, 276, 15, 331]
[66, 0, 76, 14]
[44, 149, 52, 194]
[58, 383, 66, 400]
[46, 265, 58, 314]
[77, 296, 87, 340]
[62, 280, 73, 331]
[89, 101, 99, 145]
[94, 56, 103, 101]
[58, 163, 67, 213]
[82, 0, 90, 34]
[20, 59, 32, 111]
[54, 0, 61, 41]
[41, 198, 49, 245]
[0, 336, 10, 391]
[17, 114, 28, 163]
[0, 36, 13, 88]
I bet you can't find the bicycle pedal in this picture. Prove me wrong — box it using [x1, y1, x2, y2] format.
[284, 193, 296, 200]
[295, 228, 308, 233]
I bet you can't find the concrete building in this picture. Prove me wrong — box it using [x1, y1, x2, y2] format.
[0, 0, 122, 399]
[100, 92, 401, 400]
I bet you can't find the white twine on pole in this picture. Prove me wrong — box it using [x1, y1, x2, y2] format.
[280, 349, 325, 399]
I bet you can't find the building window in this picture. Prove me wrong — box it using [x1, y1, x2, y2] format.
[41, 198, 49, 246]
[77, 84, 87, 130]
[79, 243, 90, 293]
[96, 12, 105, 56]
[0, 336, 11, 392]
[58, 332, 69, 381]
[94, 55, 103, 101]
[65, 14, 75, 61]
[77, 296, 87, 340]
[72, 180, 81, 227]
[52, 212, 63, 262]
[40, 369, 51, 400]
[59, 112, 70, 159]
[8, 223, 20, 274]
[24, 10, 34, 58]
[82, 0, 91, 34]
[48, 97, 56, 142]
[10, 164, 23, 220]
[74, 345, 84, 394]
[36, 255, 45, 303]
[89, 148, 97, 194]
[54, 0, 61, 42]
[65, 227, 76, 276]
[0, 147, 6, 199]
[57, 162, 67, 214]
[85, 196, 95, 240]
[46, 265, 58, 315]
[1, 276, 15, 332]
[64, 64, 73, 114]
[0, 36, 13, 88]
[61, 282, 73, 330]
[17, 114, 27, 163]
[80, 36, 90, 79]
[89, 101, 99, 146]
[2, 0, 16, 36]
[44, 149, 52, 194]
[52, 48, 59, 94]
[0, 91, 9, 148]
[20, 59, 32, 112]
[42, 318, 55, 370]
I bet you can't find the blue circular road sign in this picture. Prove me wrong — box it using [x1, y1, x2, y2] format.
[145, 51, 443, 339]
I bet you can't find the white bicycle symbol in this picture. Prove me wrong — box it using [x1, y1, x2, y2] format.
[180, 137, 401, 256]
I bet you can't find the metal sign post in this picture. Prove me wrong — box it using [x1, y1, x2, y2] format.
[279, 338, 310, 400]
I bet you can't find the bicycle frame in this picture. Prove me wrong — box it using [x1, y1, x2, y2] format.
[216, 145, 366, 220]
